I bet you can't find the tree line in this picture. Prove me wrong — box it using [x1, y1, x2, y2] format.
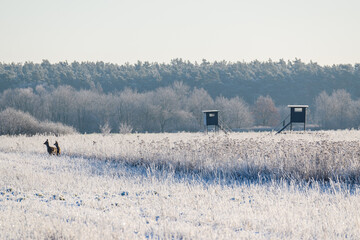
[1, 59, 360, 106]
[314, 89, 360, 129]
[0, 83, 254, 133]
[0, 83, 359, 134]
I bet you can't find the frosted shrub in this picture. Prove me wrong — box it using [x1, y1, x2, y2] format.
[99, 121, 111, 135]
[39, 121, 77, 135]
[0, 108, 76, 135]
[119, 122, 133, 134]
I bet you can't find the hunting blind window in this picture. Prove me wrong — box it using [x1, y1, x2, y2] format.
[209, 113, 215, 117]
[294, 108, 303, 112]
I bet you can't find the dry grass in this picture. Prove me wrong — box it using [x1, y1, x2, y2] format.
[1, 130, 360, 239]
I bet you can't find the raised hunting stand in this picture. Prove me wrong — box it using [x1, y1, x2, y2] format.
[276, 105, 309, 133]
[203, 110, 219, 133]
[202, 110, 231, 133]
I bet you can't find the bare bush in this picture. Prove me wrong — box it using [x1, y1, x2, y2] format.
[118, 122, 133, 134]
[99, 121, 111, 135]
[0, 108, 76, 135]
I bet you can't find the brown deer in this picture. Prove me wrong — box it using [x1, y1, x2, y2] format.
[54, 141, 61, 156]
[44, 139, 57, 155]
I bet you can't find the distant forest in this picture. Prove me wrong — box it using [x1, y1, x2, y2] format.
[0, 59, 360, 133]
[1, 59, 360, 106]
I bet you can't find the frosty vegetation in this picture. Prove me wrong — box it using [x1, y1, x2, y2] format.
[0, 108, 76, 135]
[0, 83, 255, 133]
[1, 130, 360, 239]
[1, 59, 360, 106]
[0, 83, 359, 135]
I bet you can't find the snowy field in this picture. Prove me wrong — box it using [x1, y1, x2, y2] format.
[1, 130, 360, 239]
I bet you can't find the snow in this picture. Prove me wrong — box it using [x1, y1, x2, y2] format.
[1, 130, 360, 239]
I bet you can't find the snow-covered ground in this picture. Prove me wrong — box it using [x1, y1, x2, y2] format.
[1, 130, 360, 239]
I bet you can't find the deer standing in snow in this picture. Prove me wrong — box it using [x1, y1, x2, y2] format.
[44, 139, 57, 155]
[54, 141, 61, 156]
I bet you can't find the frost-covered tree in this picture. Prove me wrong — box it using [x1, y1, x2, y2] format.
[0, 88, 40, 116]
[46, 85, 76, 124]
[314, 91, 331, 128]
[151, 87, 179, 132]
[186, 88, 214, 129]
[253, 95, 280, 126]
[215, 96, 254, 129]
[315, 89, 358, 129]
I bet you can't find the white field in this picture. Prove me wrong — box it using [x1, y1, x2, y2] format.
[1, 130, 360, 239]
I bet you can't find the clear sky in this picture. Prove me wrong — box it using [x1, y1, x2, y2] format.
[1, 0, 359, 66]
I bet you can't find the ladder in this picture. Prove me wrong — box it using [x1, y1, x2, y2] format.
[218, 118, 232, 134]
[274, 114, 291, 134]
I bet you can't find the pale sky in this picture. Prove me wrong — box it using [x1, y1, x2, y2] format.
[1, 0, 359, 66]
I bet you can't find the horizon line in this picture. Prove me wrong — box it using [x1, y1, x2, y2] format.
[1, 58, 359, 67]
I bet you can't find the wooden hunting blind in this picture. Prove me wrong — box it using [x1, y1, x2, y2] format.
[202, 110, 232, 133]
[202, 110, 219, 132]
[288, 105, 308, 124]
[276, 105, 309, 133]
[203, 110, 219, 126]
